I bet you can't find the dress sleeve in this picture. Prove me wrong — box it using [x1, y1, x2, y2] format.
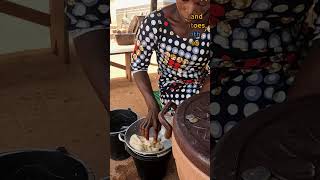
[202, 56, 211, 80]
[309, 1, 320, 44]
[207, 50, 213, 75]
[65, 0, 110, 38]
[131, 12, 159, 73]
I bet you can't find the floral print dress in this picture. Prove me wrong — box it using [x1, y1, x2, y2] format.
[210, 0, 320, 141]
[131, 10, 211, 107]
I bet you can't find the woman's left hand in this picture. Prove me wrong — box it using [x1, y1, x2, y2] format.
[288, 39, 320, 100]
[200, 77, 210, 93]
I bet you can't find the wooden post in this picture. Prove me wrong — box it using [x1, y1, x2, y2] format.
[125, 52, 132, 81]
[49, 0, 70, 64]
[151, 0, 157, 12]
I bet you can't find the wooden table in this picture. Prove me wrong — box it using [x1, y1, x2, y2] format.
[110, 44, 134, 81]
[0, 0, 69, 64]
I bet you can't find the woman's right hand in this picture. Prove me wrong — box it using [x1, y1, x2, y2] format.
[132, 71, 161, 141]
[140, 104, 161, 141]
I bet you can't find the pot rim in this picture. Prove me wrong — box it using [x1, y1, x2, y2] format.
[121, 118, 172, 157]
[0, 149, 92, 174]
[127, 145, 172, 158]
[110, 129, 127, 135]
[110, 108, 138, 135]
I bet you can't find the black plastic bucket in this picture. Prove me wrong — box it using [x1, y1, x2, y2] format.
[110, 109, 137, 160]
[0, 149, 91, 180]
[126, 146, 172, 180]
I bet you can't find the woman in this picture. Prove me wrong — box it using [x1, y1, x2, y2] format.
[65, 0, 110, 110]
[210, 0, 320, 141]
[65, 2, 109, 178]
[131, 0, 211, 141]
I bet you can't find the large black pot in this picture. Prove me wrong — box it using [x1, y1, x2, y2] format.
[110, 108, 137, 160]
[126, 145, 171, 180]
[119, 118, 172, 180]
[0, 148, 92, 180]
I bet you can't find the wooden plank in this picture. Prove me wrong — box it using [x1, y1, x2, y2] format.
[0, 1, 50, 27]
[151, 0, 157, 11]
[110, 45, 134, 55]
[0, 48, 55, 62]
[49, 0, 70, 64]
[49, 0, 56, 57]
[110, 62, 126, 70]
[125, 52, 132, 81]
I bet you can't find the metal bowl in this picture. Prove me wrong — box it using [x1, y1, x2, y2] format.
[118, 118, 172, 158]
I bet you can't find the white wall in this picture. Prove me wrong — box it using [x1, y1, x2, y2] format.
[0, 0, 50, 54]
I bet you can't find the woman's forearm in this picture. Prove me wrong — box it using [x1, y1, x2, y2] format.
[288, 39, 320, 100]
[200, 76, 211, 93]
[133, 71, 159, 109]
[72, 29, 109, 110]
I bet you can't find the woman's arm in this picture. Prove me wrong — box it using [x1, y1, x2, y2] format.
[200, 76, 211, 93]
[133, 72, 158, 109]
[131, 12, 161, 141]
[199, 61, 211, 93]
[72, 29, 109, 110]
[133, 72, 160, 141]
[288, 39, 320, 100]
[288, 3, 320, 100]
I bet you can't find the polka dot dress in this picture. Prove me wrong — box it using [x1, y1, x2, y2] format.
[65, 0, 110, 35]
[131, 10, 211, 107]
[210, 0, 320, 141]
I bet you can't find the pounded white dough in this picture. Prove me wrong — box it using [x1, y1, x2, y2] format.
[129, 134, 164, 152]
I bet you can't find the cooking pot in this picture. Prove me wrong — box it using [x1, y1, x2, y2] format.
[110, 108, 137, 160]
[118, 118, 172, 158]
[118, 118, 172, 180]
[0, 147, 93, 180]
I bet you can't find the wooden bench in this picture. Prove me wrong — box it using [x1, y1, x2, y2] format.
[110, 44, 134, 81]
[110, 14, 147, 81]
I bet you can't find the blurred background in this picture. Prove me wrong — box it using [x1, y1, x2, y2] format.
[0, 0, 108, 179]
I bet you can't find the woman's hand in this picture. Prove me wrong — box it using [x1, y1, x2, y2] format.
[140, 104, 161, 141]
[133, 71, 162, 141]
[200, 76, 210, 93]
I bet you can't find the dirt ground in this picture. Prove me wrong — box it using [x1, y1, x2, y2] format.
[110, 73, 179, 180]
[0, 43, 179, 179]
[0, 52, 108, 179]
